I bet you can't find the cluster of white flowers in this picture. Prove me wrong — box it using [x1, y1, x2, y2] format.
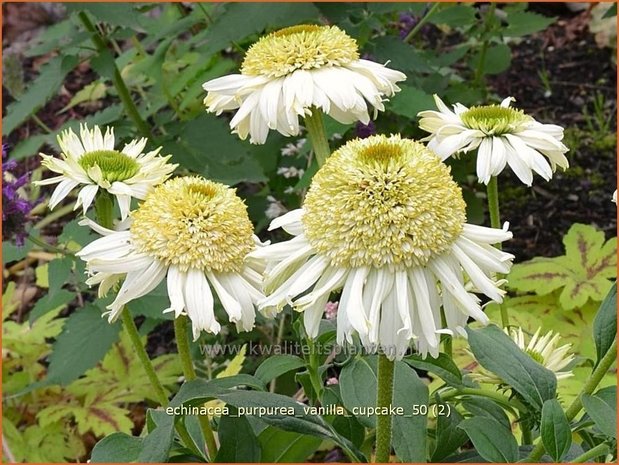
[37, 23, 587, 363]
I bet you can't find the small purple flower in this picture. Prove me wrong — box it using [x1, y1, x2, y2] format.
[3, 144, 35, 246]
[355, 121, 376, 139]
[399, 12, 419, 39]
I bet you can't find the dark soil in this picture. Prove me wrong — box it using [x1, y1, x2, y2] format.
[488, 6, 617, 260]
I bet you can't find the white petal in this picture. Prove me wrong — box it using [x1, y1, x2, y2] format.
[184, 269, 220, 339]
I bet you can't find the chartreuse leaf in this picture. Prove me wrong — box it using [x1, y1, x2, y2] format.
[593, 283, 617, 365]
[457, 417, 518, 462]
[541, 399, 572, 461]
[582, 387, 617, 439]
[466, 325, 557, 410]
[508, 223, 617, 310]
[340, 356, 428, 462]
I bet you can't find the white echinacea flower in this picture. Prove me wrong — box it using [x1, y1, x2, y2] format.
[250, 135, 514, 360]
[36, 124, 177, 219]
[76, 177, 266, 339]
[203, 25, 406, 144]
[471, 327, 574, 383]
[418, 95, 569, 186]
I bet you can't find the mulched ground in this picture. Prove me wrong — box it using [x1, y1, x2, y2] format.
[488, 4, 617, 260]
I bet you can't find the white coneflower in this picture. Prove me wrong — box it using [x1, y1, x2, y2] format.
[203, 25, 406, 144]
[418, 95, 569, 186]
[76, 177, 265, 339]
[36, 124, 177, 219]
[250, 135, 514, 360]
[471, 327, 574, 383]
[612, 190, 617, 204]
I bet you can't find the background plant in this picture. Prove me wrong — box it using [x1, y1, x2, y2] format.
[2, 2, 616, 463]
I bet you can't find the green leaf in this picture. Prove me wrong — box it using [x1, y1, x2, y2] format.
[2, 55, 78, 136]
[504, 10, 556, 37]
[172, 114, 266, 185]
[508, 224, 616, 310]
[461, 398, 510, 429]
[429, 4, 477, 27]
[66, 3, 143, 28]
[255, 355, 305, 384]
[593, 283, 617, 365]
[46, 303, 121, 385]
[47, 257, 73, 299]
[582, 389, 617, 439]
[541, 399, 572, 461]
[137, 411, 175, 462]
[170, 380, 365, 462]
[457, 417, 519, 462]
[389, 85, 436, 120]
[215, 409, 262, 462]
[340, 357, 428, 462]
[29, 289, 75, 323]
[58, 81, 107, 114]
[90, 433, 143, 463]
[404, 353, 463, 387]
[470, 43, 511, 75]
[258, 427, 322, 462]
[466, 325, 557, 410]
[199, 3, 321, 55]
[367, 37, 430, 74]
[431, 407, 468, 462]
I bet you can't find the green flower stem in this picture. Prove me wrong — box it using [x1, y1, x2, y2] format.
[33, 203, 76, 230]
[304, 108, 331, 167]
[91, 194, 200, 457]
[121, 309, 169, 405]
[473, 2, 497, 92]
[486, 175, 510, 328]
[521, 424, 532, 445]
[78, 11, 152, 139]
[26, 234, 74, 257]
[525, 339, 617, 462]
[374, 354, 395, 463]
[571, 443, 610, 463]
[440, 309, 453, 358]
[306, 336, 324, 402]
[403, 3, 441, 43]
[434, 387, 526, 415]
[174, 316, 218, 460]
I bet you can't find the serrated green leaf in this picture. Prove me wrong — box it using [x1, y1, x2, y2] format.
[429, 4, 477, 27]
[66, 3, 143, 28]
[29, 289, 75, 323]
[389, 85, 436, 120]
[3, 55, 78, 136]
[457, 417, 519, 462]
[470, 43, 512, 75]
[466, 325, 557, 410]
[541, 399, 572, 461]
[505, 10, 556, 37]
[46, 303, 121, 385]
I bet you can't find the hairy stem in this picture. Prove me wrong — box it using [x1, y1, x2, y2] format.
[174, 316, 218, 459]
[304, 108, 331, 167]
[374, 354, 395, 463]
[78, 11, 152, 139]
[404, 3, 441, 43]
